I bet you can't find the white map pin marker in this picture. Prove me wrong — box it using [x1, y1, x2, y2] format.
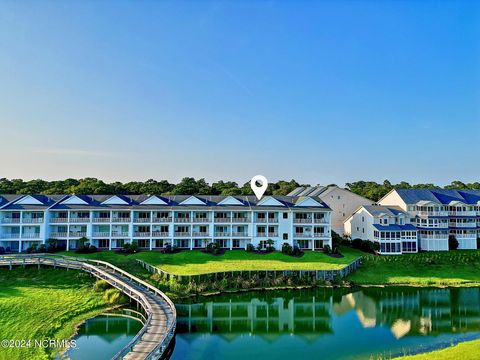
[250, 175, 268, 200]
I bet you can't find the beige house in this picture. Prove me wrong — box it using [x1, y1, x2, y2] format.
[288, 185, 373, 235]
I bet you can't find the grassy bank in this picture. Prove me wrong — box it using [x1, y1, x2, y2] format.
[0, 267, 113, 360]
[60, 247, 362, 276]
[398, 339, 480, 359]
[348, 250, 480, 287]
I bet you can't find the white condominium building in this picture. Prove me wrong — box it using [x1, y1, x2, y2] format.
[344, 205, 418, 255]
[379, 189, 480, 251]
[0, 194, 332, 252]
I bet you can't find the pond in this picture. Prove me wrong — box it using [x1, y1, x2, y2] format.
[63, 311, 143, 360]
[171, 287, 480, 360]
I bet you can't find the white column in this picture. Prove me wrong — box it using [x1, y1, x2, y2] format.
[149, 238, 152, 251]
[190, 238, 193, 250]
[66, 238, 70, 251]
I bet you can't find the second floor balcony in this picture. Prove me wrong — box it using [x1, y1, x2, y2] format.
[133, 232, 151, 237]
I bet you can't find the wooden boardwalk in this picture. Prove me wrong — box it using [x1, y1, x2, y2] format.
[0, 254, 176, 360]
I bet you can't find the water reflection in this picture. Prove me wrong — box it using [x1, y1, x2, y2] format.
[173, 288, 480, 359]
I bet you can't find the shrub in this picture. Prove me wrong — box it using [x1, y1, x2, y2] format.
[75, 239, 98, 254]
[37, 244, 46, 253]
[206, 242, 221, 255]
[162, 244, 173, 254]
[103, 288, 128, 305]
[93, 280, 110, 292]
[449, 235, 459, 250]
[323, 244, 332, 254]
[282, 242, 293, 255]
[351, 238, 363, 249]
[331, 230, 343, 248]
[0, 247, 5, 255]
[246, 244, 255, 252]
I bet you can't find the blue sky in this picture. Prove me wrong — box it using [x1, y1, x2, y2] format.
[0, 1, 478, 186]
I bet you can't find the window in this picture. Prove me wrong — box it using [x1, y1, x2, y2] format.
[98, 239, 109, 248]
[283, 212, 288, 219]
[283, 233, 288, 240]
[233, 239, 240, 248]
[362, 216, 364, 222]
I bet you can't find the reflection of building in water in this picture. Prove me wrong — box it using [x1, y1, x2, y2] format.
[177, 296, 333, 341]
[177, 288, 480, 341]
[333, 288, 480, 338]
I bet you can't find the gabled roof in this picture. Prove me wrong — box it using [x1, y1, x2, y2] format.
[179, 196, 207, 206]
[217, 196, 245, 206]
[140, 195, 169, 205]
[61, 195, 90, 205]
[257, 196, 285, 207]
[101, 195, 130, 205]
[294, 197, 323, 207]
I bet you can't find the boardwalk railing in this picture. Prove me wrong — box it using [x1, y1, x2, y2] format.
[0, 254, 176, 360]
[137, 257, 362, 283]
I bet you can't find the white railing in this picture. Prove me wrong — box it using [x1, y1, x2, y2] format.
[152, 217, 172, 223]
[22, 233, 41, 239]
[174, 218, 190, 223]
[69, 232, 87, 237]
[231, 218, 249, 223]
[50, 232, 68, 238]
[214, 232, 230, 237]
[92, 232, 110, 237]
[174, 232, 190, 237]
[50, 218, 68, 223]
[133, 218, 151, 223]
[232, 232, 248, 237]
[294, 218, 312, 223]
[192, 218, 209, 223]
[214, 218, 231, 223]
[133, 232, 151, 237]
[1, 233, 20, 239]
[22, 218, 44, 224]
[416, 211, 449, 217]
[92, 218, 110, 223]
[314, 218, 329, 224]
[449, 222, 477, 228]
[111, 232, 129, 237]
[449, 211, 477, 217]
[70, 218, 90, 223]
[420, 234, 448, 239]
[152, 232, 169, 237]
[111, 217, 131, 222]
[1, 218, 21, 224]
[192, 232, 209, 237]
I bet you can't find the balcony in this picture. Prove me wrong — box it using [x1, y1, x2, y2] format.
[267, 218, 279, 223]
[449, 211, 477, 217]
[1, 218, 21, 224]
[420, 234, 448, 239]
[133, 218, 151, 223]
[232, 232, 248, 237]
[193, 218, 209, 223]
[92, 218, 110, 223]
[214, 218, 231, 223]
[22, 233, 41, 239]
[314, 218, 328, 224]
[214, 232, 230, 237]
[152, 231, 169, 237]
[449, 222, 477, 228]
[294, 218, 312, 224]
[174, 232, 190, 237]
[192, 232, 209, 237]
[50, 218, 68, 223]
[313, 232, 327, 238]
[92, 232, 110, 237]
[70, 218, 90, 223]
[1, 233, 20, 239]
[231, 217, 249, 223]
[112, 232, 129, 237]
[50, 232, 68, 238]
[175, 218, 191, 223]
[69, 232, 87, 238]
[416, 211, 449, 217]
[133, 232, 151, 237]
[295, 233, 312, 238]
[112, 217, 131, 223]
[22, 218, 44, 224]
[152, 217, 172, 223]
[255, 218, 267, 223]
[454, 233, 477, 239]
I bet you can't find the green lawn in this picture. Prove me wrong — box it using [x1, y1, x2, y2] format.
[60, 247, 363, 276]
[398, 339, 480, 359]
[0, 267, 109, 360]
[348, 250, 480, 287]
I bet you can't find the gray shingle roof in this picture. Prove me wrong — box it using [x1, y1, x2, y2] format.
[394, 189, 480, 205]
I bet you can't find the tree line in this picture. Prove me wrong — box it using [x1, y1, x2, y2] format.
[0, 178, 479, 201]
